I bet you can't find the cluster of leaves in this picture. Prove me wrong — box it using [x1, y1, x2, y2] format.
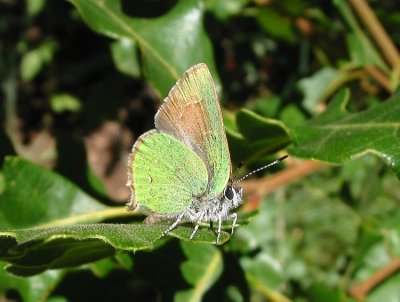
[1, 0, 400, 301]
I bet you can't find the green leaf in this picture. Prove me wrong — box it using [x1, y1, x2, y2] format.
[86, 164, 108, 197]
[0, 157, 111, 230]
[0, 224, 229, 276]
[240, 253, 289, 302]
[280, 104, 306, 127]
[175, 241, 223, 302]
[20, 39, 58, 81]
[227, 109, 290, 164]
[87, 257, 119, 278]
[308, 284, 342, 302]
[297, 67, 338, 113]
[0, 262, 64, 302]
[26, 0, 47, 17]
[289, 89, 400, 177]
[237, 109, 289, 145]
[252, 95, 281, 117]
[68, 0, 218, 96]
[50, 93, 82, 113]
[110, 39, 141, 78]
[351, 225, 383, 269]
[205, 0, 250, 20]
[256, 7, 296, 44]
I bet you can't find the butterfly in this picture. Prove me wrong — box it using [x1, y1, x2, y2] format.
[127, 63, 286, 244]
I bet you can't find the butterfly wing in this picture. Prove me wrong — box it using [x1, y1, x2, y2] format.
[128, 130, 209, 214]
[155, 64, 231, 198]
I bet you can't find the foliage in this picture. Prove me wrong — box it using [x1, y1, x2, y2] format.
[1, 0, 399, 301]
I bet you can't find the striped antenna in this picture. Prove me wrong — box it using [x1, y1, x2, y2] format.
[235, 154, 289, 184]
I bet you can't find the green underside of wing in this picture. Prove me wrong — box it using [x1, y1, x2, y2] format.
[130, 131, 209, 214]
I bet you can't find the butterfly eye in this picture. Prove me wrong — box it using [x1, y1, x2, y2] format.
[224, 186, 235, 200]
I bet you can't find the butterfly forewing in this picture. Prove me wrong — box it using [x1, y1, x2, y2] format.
[155, 64, 231, 198]
[128, 130, 209, 214]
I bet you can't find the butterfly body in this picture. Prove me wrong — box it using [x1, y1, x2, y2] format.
[142, 184, 243, 242]
[127, 63, 242, 244]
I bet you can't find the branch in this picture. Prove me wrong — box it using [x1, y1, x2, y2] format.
[241, 160, 326, 210]
[349, 0, 400, 78]
[348, 258, 400, 301]
[365, 65, 393, 93]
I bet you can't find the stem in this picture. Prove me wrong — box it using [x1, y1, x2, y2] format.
[365, 65, 393, 92]
[242, 160, 326, 200]
[348, 258, 400, 301]
[349, 0, 400, 77]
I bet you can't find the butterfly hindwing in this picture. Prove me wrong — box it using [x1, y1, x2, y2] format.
[155, 64, 231, 198]
[128, 130, 209, 214]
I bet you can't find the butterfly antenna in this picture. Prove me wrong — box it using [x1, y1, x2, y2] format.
[235, 154, 289, 184]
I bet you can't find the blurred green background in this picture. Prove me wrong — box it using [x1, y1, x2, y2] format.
[1, 0, 400, 301]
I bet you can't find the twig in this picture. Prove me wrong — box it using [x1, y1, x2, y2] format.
[365, 65, 393, 93]
[242, 160, 327, 199]
[349, 0, 400, 77]
[348, 258, 400, 301]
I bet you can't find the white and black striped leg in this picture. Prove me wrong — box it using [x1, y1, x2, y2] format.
[189, 213, 204, 240]
[216, 215, 223, 244]
[162, 212, 185, 237]
[230, 213, 238, 236]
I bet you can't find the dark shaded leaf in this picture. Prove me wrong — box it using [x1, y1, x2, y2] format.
[0, 262, 64, 302]
[226, 109, 290, 164]
[68, 0, 219, 96]
[0, 224, 230, 276]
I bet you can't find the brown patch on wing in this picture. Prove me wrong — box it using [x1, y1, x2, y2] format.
[154, 64, 231, 195]
[157, 99, 210, 161]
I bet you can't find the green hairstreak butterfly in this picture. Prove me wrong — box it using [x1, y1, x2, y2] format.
[127, 63, 287, 244]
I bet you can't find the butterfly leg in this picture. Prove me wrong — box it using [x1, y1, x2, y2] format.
[161, 211, 186, 237]
[216, 215, 223, 244]
[230, 213, 238, 236]
[189, 213, 205, 240]
[210, 220, 217, 234]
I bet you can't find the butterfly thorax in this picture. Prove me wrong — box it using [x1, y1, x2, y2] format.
[144, 184, 243, 224]
[189, 184, 243, 223]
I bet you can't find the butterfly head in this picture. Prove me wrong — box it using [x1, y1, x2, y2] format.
[224, 155, 289, 209]
[222, 183, 243, 209]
